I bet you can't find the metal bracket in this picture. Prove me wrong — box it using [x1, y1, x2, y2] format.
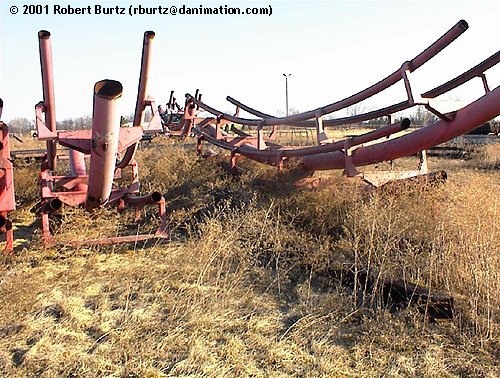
[343, 139, 360, 177]
[479, 73, 490, 93]
[35, 102, 57, 140]
[257, 121, 267, 150]
[142, 96, 163, 132]
[316, 115, 331, 145]
[424, 103, 455, 122]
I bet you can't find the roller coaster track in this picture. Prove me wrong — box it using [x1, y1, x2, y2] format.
[174, 20, 499, 181]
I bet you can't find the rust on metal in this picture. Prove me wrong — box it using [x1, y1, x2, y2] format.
[0, 100, 15, 254]
[34, 31, 168, 248]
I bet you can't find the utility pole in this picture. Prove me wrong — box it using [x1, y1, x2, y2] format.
[283, 73, 292, 117]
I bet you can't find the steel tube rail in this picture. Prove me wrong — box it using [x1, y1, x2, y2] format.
[322, 102, 409, 127]
[86, 80, 123, 210]
[195, 128, 279, 164]
[281, 119, 410, 158]
[117, 31, 155, 169]
[225, 95, 271, 118]
[189, 20, 468, 127]
[422, 50, 500, 98]
[196, 118, 409, 161]
[226, 95, 411, 127]
[123, 191, 163, 205]
[302, 85, 500, 171]
[191, 94, 411, 128]
[38, 30, 57, 170]
[409, 20, 468, 70]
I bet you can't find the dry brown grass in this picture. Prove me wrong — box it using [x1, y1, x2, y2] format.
[9, 135, 45, 152]
[0, 138, 499, 376]
[476, 143, 500, 169]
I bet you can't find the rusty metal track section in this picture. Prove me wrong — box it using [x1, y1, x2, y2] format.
[224, 48, 500, 128]
[189, 20, 499, 184]
[301, 87, 500, 170]
[188, 20, 468, 127]
[194, 87, 500, 173]
[220, 96, 411, 128]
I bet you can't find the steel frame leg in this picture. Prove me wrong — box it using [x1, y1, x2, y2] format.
[1, 211, 13, 254]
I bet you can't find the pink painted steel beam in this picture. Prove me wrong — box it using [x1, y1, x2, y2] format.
[302, 85, 500, 171]
[227, 50, 500, 127]
[86, 80, 123, 210]
[422, 50, 500, 98]
[282, 119, 410, 158]
[68, 149, 88, 192]
[196, 119, 409, 161]
[38, 30, 58, 170]
[187, 20, 468, 127]
[0, 99, 15, 254]
[117, 31, 155, 169]
[228, 95, 411, 127]
[0, 102, 15, 214]
[134, 31, 155, 127]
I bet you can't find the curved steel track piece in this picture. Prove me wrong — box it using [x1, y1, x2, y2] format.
[226, 96, 410, 128]
[187, 20, 468, 127]
[186, 19, 500, 178]
[422, 50, 500, 98]
[225, 48, 500, 127]
[195, 87, 500, 170]
[302, 86, 500, 170]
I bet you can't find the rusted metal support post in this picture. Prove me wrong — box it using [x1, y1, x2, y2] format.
[315, 116, 329, 144]
[0, 101, 15, 254]
[117, 31, 155, 169]
[69, 149, 88, 192]
[196, 136, 203, 156]
[38, 30, 57, 171]
[419, 150, 428, 174]
[86, 80, 123, 210]
[134, 31, 155, 127]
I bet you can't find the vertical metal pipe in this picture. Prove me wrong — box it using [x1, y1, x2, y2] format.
[134, 31, 155, 127]
[69, 149, 88, 192]
[86, 80, 123, 210]
[38, 30, 57, 170]
[117, 31, 154, 169]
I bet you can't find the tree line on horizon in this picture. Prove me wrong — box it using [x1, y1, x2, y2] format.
[5, 106, 498, 136]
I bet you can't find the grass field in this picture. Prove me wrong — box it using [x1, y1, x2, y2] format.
[0, 137, 498, 377]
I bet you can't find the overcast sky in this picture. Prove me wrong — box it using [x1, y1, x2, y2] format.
[1, 0, 499, 122]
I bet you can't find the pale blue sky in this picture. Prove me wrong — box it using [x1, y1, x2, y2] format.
[1, 0, 499, 121]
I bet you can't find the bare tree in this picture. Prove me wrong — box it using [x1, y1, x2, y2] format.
[346, 104, 365, 117]
[6, 118, 33, 134]
[411, 105, 437, 126]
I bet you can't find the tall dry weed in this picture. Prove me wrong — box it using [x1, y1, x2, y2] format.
[2, 139, 499, 376]
[477, 143, 500, 169]
[326, 174, 499, 344]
